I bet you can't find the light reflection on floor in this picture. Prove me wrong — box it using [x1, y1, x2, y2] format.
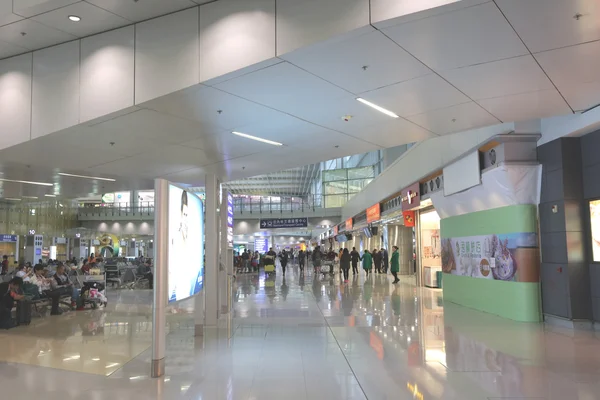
[1, 264, 600, 399]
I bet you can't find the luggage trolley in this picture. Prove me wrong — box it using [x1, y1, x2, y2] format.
[76, 270, 108, 309]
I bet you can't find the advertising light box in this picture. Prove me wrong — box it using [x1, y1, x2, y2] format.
[167, 185, 204, 304]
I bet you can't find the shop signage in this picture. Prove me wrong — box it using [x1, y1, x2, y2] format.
[260, 218, 308, 229]
[403, 211, 415, 228]
[346, 218, 353, 231]
[366, 204, 381, 223]
[254, 237, 269, 253]
[227, 192, 234, 247]
[0, 234, 17, 242]
[333, 226, 338, 235]
[401, 182, 420, 211]
[441, 232, 539, 282]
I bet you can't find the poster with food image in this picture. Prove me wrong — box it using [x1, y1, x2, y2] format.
[441, 232, 539, 282]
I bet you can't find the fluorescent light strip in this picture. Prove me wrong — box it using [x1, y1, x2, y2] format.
[232, 132, 283, 146]
[0, 178, 54, 187]
[356, 98, 399, 118]
[44, 194, 56, 198]
[58, 172, 115, 182]
[22, 196, 38, 199]
[4, 198, 21, 201]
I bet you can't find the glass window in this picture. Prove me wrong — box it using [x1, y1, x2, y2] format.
[324, 194, 348, 208]
[323, 181, 348, 195]
[348, 166, 374, 179]
[347, 178, 373, 193]
[323, 169, 347, 182]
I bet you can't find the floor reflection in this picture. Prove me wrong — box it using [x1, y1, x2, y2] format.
[1, 263, 600, 399]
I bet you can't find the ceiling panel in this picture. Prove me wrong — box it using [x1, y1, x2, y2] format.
[347, 117, 436, 148]
[0, 0, 23, 26]
[214, 61, 351, 117]
[85, 0, 197, 22]
[383, 2, 528, 71]
[535, 40, 600, 111]
[496, 0, 600, 53]
[181, 131, 269, 159]
[440, 55, 554, 101]
[142, 84, 285, 132]
[406, 101, 500, 135]
[0, 38, 27, 58]
[478, 89, 572, 123]
[281, 30, 431, 94]
[0, 18, 76, 50]
[13, 0, 80, 18]
[31, 1, 130, 37]
[360, 74, 470, 117]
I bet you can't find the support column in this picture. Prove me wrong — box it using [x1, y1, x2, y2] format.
[219, 188, 232, 315]
[151, 178, 168, 377]
[202, 174, 219, 328]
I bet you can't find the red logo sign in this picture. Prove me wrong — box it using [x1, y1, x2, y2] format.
[346, 218, 353, 231]
[366, 204, 381, 223]
[403, 210, 415, 227]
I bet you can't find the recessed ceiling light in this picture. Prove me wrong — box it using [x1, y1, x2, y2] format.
[5, 198, 21, 201]
[356, 98, 399, 118]
[58, 172, 115, 182]
[22, 196, 38, 199]
[232, 132, 283, 146]
[0, 178, 54, 187]
[68, 15, 81, 22]
[44, 194, 57, 198]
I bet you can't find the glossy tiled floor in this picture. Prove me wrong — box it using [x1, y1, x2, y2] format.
[1, 264, 600, 399]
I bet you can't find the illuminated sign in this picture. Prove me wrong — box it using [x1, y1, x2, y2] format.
[227, 192, 234, 247]
[401, 182, 420, 211]
[346, 218, 353, 231]
[366, 204, 381, 223]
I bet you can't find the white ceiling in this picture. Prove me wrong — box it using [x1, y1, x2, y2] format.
[0, 0, 214, 58]
[1, 0, 600, 200]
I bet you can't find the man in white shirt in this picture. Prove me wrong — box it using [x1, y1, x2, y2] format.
[30, 265, 63, 315]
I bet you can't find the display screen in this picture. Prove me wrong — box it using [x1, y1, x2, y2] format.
[168, 185, 204, 304]
[364, 227, 373, 238]
[590, 200, 600, 261]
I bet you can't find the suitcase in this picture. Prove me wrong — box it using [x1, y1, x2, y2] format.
[16, 300, 32, 326]
[264, 264, 275, 273]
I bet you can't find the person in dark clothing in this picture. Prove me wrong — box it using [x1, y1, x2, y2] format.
[373, 249, 382, 274]
[298, 250, 306, 273]
[241, 250, 250, 273]
[0, 277, 24, 329]
[280, 251, 289, 276]
[312, 246, 322, 274]
[340, 248, 351, 282]
[381, 248, 389, 274]
[1, 255, 8, 275]
[350, 247, 360, 275]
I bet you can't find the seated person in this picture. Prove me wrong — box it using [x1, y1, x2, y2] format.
[0, 277, 25, 329]
[29, 264, 63, 316]
[53, 263, 80, 308]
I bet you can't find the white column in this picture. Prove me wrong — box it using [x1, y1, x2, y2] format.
[151, 178, 168, 378]
[203, 174, 219, 327]
[219, 188, 230, 315]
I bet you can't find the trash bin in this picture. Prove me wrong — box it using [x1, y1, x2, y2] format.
[436, 271, 443, 288]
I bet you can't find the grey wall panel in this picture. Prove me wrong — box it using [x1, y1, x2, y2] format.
[566, 231, 585, 263]
[539, 200, 565, 234]
[582, 162, 600, 200]
[580, 129, 600, 167]
[590, 264, 600, 298]
[541, 231, 568, 264]
[567, 263, 592, 319]
[541, 262, 570, 318]
[541, 168, 564, 203]
[537, 139, 562, 173]
[592, 296, 600, 321]
[564, 200, 584, 232]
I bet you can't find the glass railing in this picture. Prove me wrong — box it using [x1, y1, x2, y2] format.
[77, 202, 155, 217]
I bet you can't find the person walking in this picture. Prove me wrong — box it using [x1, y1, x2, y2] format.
[312, 246, 322, 274]
[373, 249, 382, 274]
[381, 248, 389, 274]
[391, 246, 400, 284]
[280, 250, 289, 276]
[340, 248, 351, 283]
[298, 250, 306, 273]
[350, 247, 360, 275]
[361, 250, 373, 277]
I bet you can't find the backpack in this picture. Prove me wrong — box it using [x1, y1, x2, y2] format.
[22, 283, 40, 300]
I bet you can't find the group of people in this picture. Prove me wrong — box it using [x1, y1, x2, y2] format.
[338, 247, 401, 283]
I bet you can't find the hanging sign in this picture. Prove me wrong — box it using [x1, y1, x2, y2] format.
[260, 218, 308, 229]
[346, 218, 353, 231]
[366, 204, 381, 223]
[403, 211, 416, 227]
[401, 182, 420, 211]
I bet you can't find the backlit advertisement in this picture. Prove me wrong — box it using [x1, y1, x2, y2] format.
[227, 192, 234, 247]
[168, 185, 204, 304]
[590, 200, 600, 261]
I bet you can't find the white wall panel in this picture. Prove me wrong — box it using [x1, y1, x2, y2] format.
[371, 0, 487, 26]
[31, 41, 79, 139]
[276, 0, 369, 55]
[135, 8, 199, 104]
[80, 26, 134, 123]
[443, 150, 480, 196]
[0, 53, 32, 149]
[199, 0, 275, 82]
[341, 123, 514, 219]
